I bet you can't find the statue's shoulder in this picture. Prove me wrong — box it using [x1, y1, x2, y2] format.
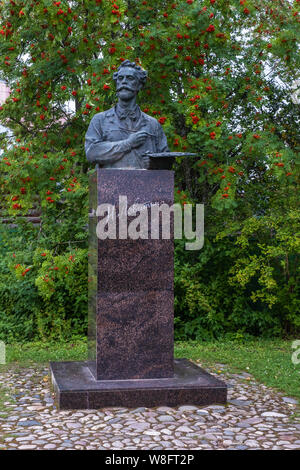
[140, 111, 161, 128]
[90, 107, 115, 123]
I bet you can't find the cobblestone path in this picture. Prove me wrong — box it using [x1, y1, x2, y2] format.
[0, 363, 299, 450]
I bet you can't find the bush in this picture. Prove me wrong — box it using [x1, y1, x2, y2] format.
[0, 225, 87, 342]
[174, 190, 300, 340]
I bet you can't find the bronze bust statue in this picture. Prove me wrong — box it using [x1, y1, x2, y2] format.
[85, 60, 173, 170]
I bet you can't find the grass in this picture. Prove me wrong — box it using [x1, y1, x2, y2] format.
[175, 338, 300, 402]
[2, 337, 300, 401]
[5, 339, 87, 364]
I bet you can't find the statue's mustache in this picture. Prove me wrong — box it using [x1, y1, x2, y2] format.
[117, 86, 135, 92]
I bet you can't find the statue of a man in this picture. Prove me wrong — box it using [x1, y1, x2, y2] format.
[85, 60, 171, 170]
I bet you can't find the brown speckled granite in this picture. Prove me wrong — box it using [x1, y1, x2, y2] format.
[50, 359, 227, 410]
[88, 171, 98, 363]
[96, 290, 174, 380]
[97, 239, 173, 292]
[89, 169, 174, 380]
[51, 168, 228, 409]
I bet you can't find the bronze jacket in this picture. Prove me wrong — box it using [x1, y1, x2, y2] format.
[85, 105, 169, 169]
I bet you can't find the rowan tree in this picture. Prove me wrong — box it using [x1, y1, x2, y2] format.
[0, 0, 299, 339]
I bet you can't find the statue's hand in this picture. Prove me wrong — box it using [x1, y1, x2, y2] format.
[127, 131, 148, 149]
[142, 152, 151, 169]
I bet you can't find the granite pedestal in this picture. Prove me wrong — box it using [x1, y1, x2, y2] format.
[50, 169, 227, 409]
[50, 359, 227, 409]
[89, 169, 174, 380]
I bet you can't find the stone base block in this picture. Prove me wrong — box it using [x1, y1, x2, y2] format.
[50, 359, 227, 410]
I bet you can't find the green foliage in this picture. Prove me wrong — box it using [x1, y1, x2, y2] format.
[0, 248, 40, 342]
[0, 225, 87, 342]
[175, 180, 299, 340]
[0, 0, 299, 341]
[174, 238, 285, 340]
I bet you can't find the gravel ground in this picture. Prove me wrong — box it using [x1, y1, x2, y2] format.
[0, 363, 299, 450]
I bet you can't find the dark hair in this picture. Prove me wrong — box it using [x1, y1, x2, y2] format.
[113, 60, 148, 88]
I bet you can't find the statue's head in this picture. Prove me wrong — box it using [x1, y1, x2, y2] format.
[113, 60, 147, 101]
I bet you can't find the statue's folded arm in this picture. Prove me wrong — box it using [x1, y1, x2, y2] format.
[85, 116, 131, 165]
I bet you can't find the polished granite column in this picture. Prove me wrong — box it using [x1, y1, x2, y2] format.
[50, 168, 227, 409]
[89, 168, 174, 380]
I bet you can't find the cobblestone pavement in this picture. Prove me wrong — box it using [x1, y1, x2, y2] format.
[0, 363, 299, 450]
